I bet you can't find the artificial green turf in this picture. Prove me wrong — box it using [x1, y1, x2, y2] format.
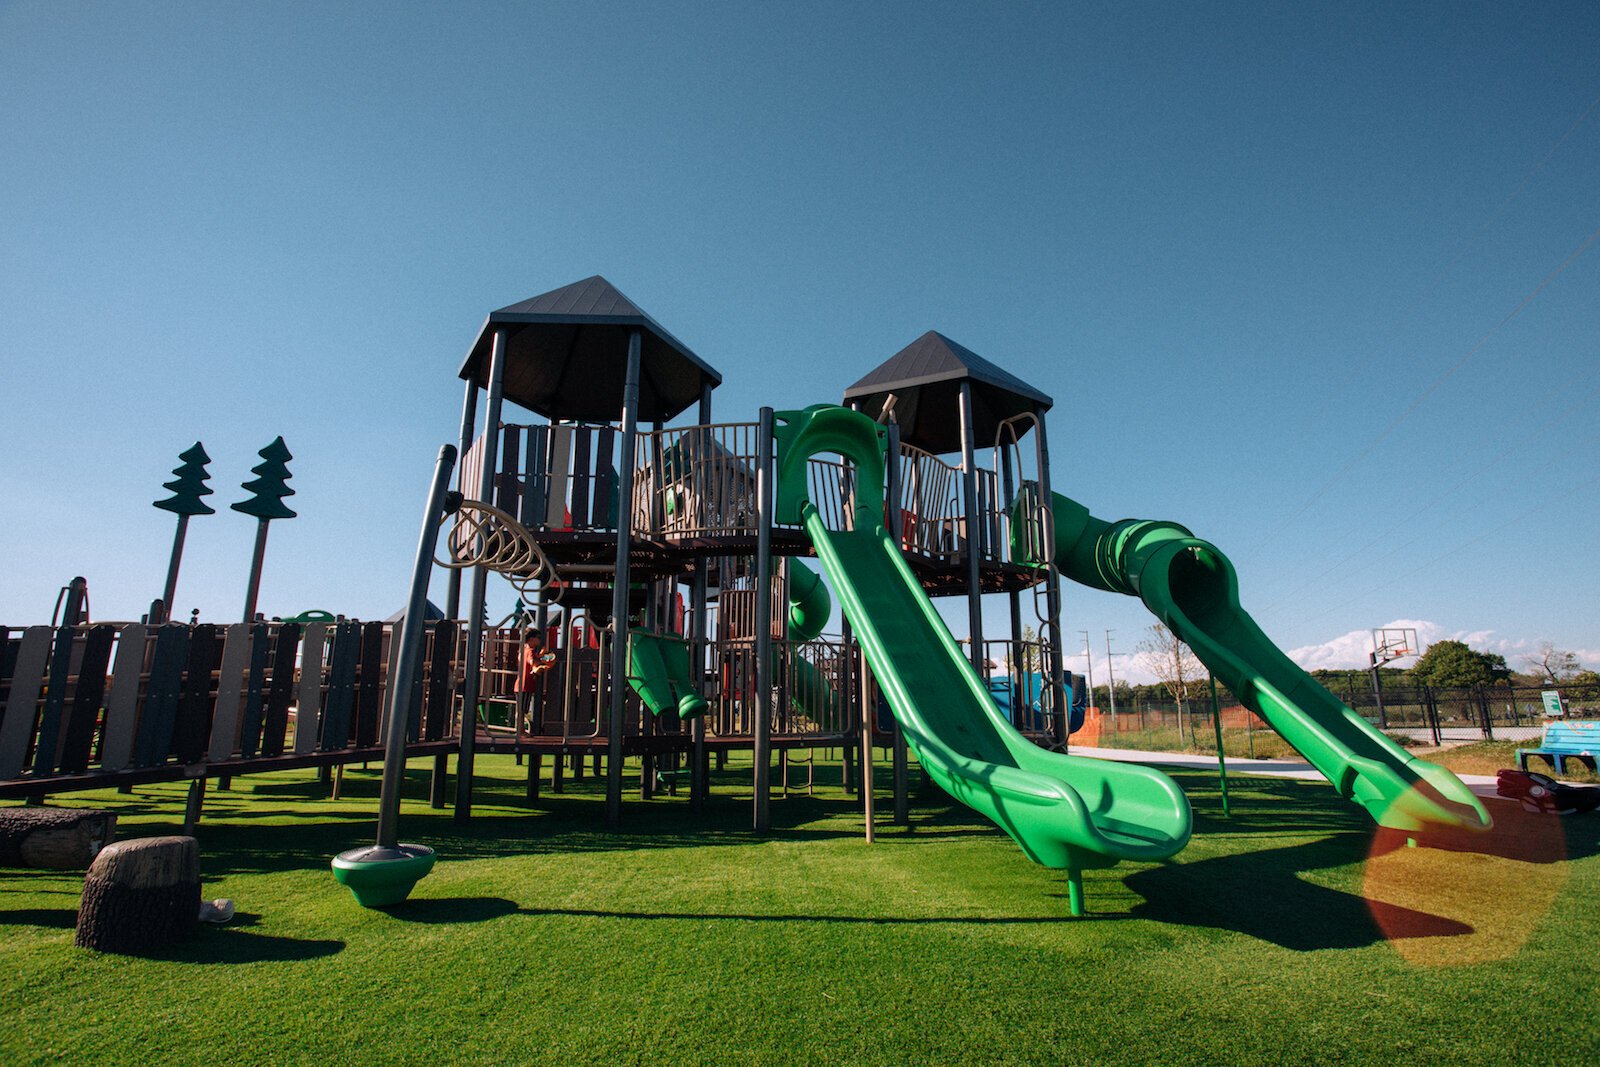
[2, 754, 1597, 1066]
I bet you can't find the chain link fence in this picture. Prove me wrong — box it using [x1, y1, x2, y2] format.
[1085, 681, 1600, 756]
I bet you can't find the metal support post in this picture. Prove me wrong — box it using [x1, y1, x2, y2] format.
[957, 381, 984, 670]
[455, 328, 506, 822]
[859, 655, 876, 843]
[445, 376, 478, 620]
[158, 514, 190, 625]
[1209, 673, 1230, 818]
[1369, 652, 1389, 729]
[884, 421, 908, 824]
[1033, 409, 1066, 746]
[378, 444, 458, 847]
[241, 518, 270, 622]
[690, 395, 713, 809]
[605, 330, 644, 829]
[752, 406, 776, 832]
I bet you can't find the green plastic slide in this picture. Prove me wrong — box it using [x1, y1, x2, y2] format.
[1027, 493, 1491, 834]
[627, 630, 709, 720]
[774, 406, 1193, 876]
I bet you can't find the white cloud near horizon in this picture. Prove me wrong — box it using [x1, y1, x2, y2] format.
[1285, 620, 1599, 673]
[1038, 619, 1594, 684]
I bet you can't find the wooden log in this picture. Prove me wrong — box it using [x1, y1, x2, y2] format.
[74, 835, 199, 953]
[0, 807, 117, 869]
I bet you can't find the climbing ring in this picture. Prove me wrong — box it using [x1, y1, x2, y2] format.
[438, 499, 562, 602]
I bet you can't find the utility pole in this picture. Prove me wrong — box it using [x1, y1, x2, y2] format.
[1079, 630, 1096, 711]
[1105, 630, 1120, 734]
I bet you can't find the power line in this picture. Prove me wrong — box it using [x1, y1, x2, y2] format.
[1282, 467, 1600, 630]
[1253, 369, 1600, 615]
[1282, 87, 1600, 440]
[1250, 219, 1600, 549]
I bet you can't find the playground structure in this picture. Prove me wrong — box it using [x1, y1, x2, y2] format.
[1, 274, 1494, 914]
[434, 278, 1081, 835]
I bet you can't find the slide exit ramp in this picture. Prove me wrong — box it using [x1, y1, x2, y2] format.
[1024, 493, 1490, 835]
[773, 406, 1192, 890]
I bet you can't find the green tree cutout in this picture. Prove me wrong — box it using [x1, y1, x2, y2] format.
[231, 436, 297, 520]
[153, 442, 216, 516]
[151, 441, 216, 622]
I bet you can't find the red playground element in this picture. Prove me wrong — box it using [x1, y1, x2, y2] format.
[1496, 769, 1600, 816]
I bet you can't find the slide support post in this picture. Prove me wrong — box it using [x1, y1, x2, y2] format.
[1066, 867, 1085, 917]
[1209, 674, 1230, 818]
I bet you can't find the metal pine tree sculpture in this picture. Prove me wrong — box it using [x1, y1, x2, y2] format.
[152, 442, 215, 624]
[232, 436, 297, 622]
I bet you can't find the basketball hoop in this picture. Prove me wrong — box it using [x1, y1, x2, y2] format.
[1371, 628, 1419, 667]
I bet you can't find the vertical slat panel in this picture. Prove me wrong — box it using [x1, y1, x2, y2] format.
[31, 625, 78, 775]
[593, 427, 617, 529]
[570, 425, 592, 528]
[171, 625, 221, 765]
[423, 621, 457, 741]
[0, 627, 17, 706]
[0, 627, 53, 778]
[57, 625, 116, 774]
[354, 621, 384, 748]
[545, 424, 573, 528]
[208, 623, 253, 761]
[497, 424, 522, 514]
[99, 623, 147, 772]
[293, 622, 328, 755]
[134, 625, 190, 767]
[237, 621, 272, 759]
[522, 426, 548, 527]
[320, 622, 360, 751]
[261, 622, 301, 757]
[405, 625, 428, 743]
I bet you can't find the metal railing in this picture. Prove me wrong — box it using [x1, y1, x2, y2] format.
[633, 421, 762, 539]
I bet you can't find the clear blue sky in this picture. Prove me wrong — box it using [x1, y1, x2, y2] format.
[3, 1, 1597, 679]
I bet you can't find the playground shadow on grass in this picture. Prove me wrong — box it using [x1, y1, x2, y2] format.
[1124, 779, 1600, 950]
[0, 906, 77, 929]
[381, 896, 528, 924]
[529, 906, 1073, 927]
[155, 791, 894, 879]
[1124, 835, 1472, 951]
[131, 919, 346, 964]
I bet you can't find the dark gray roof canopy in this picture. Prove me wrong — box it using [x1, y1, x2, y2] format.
[459, 276, 722, 423]
[842, 331, 1053, 454]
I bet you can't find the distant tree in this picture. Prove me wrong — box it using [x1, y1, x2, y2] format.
[1136, 623, 1203, 714]
[1570, 670, 1600, 689]
[1015, 624, 1043, 673]
[1409, 640, 1500, 688]
[1526, 642, 1580, 684]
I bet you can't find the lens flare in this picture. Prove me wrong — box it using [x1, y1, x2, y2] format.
[1363, 800, 1568, 966]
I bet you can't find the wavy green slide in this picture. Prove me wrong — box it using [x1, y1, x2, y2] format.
[1031, 493, 1491, 834]
[774, 406, 1193, 907]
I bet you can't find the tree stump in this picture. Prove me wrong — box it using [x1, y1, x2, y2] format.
[75, 836, 200, 953]
[0, 807, 117, 869]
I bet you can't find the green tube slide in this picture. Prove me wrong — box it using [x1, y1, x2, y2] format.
[785, 560, 840, 722]
[1027, 493, 1491, 835]
[626, 561, 835, 725]
[627, 630, 709, 720]
[774, 406, 1192, 873]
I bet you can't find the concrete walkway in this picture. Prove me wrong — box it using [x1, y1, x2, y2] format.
[1072, 744, 1502, 799]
